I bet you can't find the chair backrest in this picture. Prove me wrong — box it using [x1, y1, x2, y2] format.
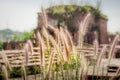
[2, 50, 25, 70]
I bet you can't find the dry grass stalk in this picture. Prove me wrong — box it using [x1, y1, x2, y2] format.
[79, 13, 91, 48]
[24, 43, 29, 64]
[93, 38, 99, 55]
[45, 33, 64, 79]
[97, 45, 107, 66]
[48, 24, 57, 32]
[60, 28, 71, 63]
[80, 54, 87, 80]
[41, 7, 48, 28]
[47, 49, 56, 79]
[36, 31, 45, 66]
[115, 67, 120, 76]
[41, 7, 51, 52]
[48, 24, 59, 41]
[80, 13, 91, 36]
[76, 13, 92, 80]
[106, 35, 119, 79]
[92, 34, 99, 79]
[22, 65, 27, 80]
[0, 52, 12, 70]
[27, 40, 33, 55]
[1, 65, 9, 80]
[49, 34, 64, 62]
[44, 26, 69, 63]
[108, 35, 119, 63]
[64, 29, 74, 52]
[47, 24, 63, 54]
[93, 31, 99, 54]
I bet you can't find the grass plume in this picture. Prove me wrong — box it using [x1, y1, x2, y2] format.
[108, 35, 119, 63]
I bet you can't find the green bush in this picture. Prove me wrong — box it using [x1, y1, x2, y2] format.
[79, 6, 92, 14]
[26, 66, 41, 75]
[21, 31, 34, 41]
[52, 6, 66, 15]
[47, 5, 107, 20]
[9, 66, 41, 78]
[65, 5, 77, 13]
[52, 63, 60, 72]
[9, 68, 22, 78]
[11, 31, 34, 42]
[92, 8, 107, 20]
[57, 18, 64, 24]
[12, 34, 21, 42]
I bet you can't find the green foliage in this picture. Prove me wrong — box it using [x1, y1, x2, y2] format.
[52, 63, 60, 72]
[47, 5, 77, 15]
[79, 6, 92, 14]
[47, 5, 107, 20]
[0, 42, 3, 51]
[12, 31, 34, 42]
[12, 34, 22, 42]
[68, 23, 77, 32]
[57, 18, 64, 24]
[47, 5, 107, 34]
[63, 57, 81, 70]
[69, 58, 80, 70]
[26, 66, 41, 75]
[0, 29, 23, 42]
[99, 13, 107, 20]
[9, 66, 41, 78]
[63, 62, 69, 70]
[52, 6, 66, 15]
[21, 31, 34, 41]
[65, 5, 77, 13]
[11, 31, 33, 42]
[115, 32, 120, 34]
[92, 8, 107, 20]
[9, 68, 22, 78]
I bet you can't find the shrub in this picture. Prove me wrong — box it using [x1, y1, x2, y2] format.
[12, 34, 21, 41]
[79, 6, 92, 14]
[9, 68, 22, 78]
[26, 66, 41, 75]
[57, 18, 64, 24]
[11, 31, 34, 42]
[21, 31, 34, 41]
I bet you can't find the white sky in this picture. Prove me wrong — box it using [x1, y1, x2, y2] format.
[0, 0, 120, 33]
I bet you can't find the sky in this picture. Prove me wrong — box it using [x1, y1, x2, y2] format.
[0, 0, 120, 33]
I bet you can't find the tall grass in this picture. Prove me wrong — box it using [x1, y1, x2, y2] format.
[97, 45, 107, 66]
[1, 7, 120, 80]
[1, 65, 8, 80]
[108, 35, 119, 63]
[79, 13, 91, 48]
[36, 8, 96, 80]
[36, 31, 45, 66]
[27, 40, 33, 55]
